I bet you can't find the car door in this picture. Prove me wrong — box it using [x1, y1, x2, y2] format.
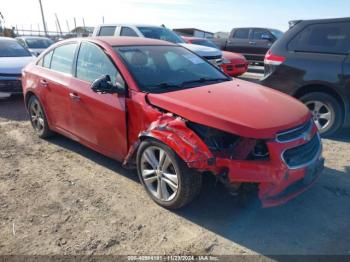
[68, 41, 128, 161]
[226, 28, 250, 55]
[250, 29, 274, 59]
[38, 43, 78, 135]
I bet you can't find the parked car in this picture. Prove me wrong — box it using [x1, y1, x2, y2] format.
[92, 24, 223, 67]
[213, 27, 284, 64]
[0, 37, 35, 97]
[16, 36, 54, 56]
[22, 37, 324, 209]
[182, 36, 248, 76]
[261, 17, 350, 136]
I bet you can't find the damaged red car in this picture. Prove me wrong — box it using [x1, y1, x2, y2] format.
[22, 37, 324, 209]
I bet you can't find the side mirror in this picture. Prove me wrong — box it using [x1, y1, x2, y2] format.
[261, 34, 274, 42]
[91, 75, 125, 95]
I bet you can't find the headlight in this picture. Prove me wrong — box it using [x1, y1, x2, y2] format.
[187, 121, 269, 160]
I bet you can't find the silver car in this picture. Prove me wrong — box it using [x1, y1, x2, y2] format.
[0, 37, 35, 97]
[16, 36, 53, 56]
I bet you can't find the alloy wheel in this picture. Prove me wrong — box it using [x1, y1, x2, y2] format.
[29, 100, 45, 132]
[140, 146, 179, 202]
[305, 100, 332, 131]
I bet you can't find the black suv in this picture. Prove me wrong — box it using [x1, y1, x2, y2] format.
[216, 28, 284, 63]
[261, 17, 350, 136]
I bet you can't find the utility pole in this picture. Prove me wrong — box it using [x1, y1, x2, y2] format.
[73, 17, 77, 37]
[55, 13, 62, 36]
[66, 20, 70, 33]
[38, 0, 48, 36]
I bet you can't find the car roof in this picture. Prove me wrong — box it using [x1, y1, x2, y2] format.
[17, 36, 52, 40]
[97, 24, 161, 28]
[182, 36, 207, 41]
[232, 27, 282, 31]
[0, 37, 17, 42]
[82, 36, 176, 46]
[292, 17, 350, 25]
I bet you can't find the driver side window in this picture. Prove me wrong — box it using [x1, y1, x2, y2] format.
[76, 42, 125, 87]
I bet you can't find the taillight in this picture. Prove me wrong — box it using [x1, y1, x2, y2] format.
[264, 50, 285, 66]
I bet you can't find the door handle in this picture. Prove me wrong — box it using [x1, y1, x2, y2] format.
[40, 79, 48, 87]
[249, 41, 256, 45]
[69, 92, 80, 101]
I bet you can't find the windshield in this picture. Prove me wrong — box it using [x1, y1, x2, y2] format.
[137, 27, 185, 44]
[25, 38, 53, 49]
[270, 29, 284, 39]
[191, 39, 218, 48]
[115, 45, 230, 93]
[0, 40, 32, 57]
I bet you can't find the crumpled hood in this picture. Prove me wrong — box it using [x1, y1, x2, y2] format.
[179, 43, 222, 58]
[0, 56, 35, 74]
[147, 79, 310, 139]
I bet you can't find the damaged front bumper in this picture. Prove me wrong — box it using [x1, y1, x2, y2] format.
[125, 113, 323, 208]
[211, 130, 324, 207]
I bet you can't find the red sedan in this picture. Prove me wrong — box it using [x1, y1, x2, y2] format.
[182, 36, 248, 76]
[22, 37, 324, 209]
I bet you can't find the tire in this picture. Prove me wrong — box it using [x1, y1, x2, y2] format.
[27, 96, 53, 138]
[300, 92, 343, 137]
[136, 139, 202, 209]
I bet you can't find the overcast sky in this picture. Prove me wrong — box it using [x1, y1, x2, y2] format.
[1, 0, 350, 33]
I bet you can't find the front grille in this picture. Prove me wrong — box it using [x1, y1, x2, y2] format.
[0, 80, 22, 93]
[226, 65, 233, 71]
[235, 63, 246, 68]
[277, 120, 313, 142]
[282, 134, 321, 168]
[0, 73, 22, 78]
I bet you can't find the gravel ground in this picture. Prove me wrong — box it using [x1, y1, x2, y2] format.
[0, 95, 350, 256]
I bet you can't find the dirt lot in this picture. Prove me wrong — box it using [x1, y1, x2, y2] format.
[0, 95, 350, 257]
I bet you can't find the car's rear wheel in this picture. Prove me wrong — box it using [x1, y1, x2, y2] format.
[28, 96, 52, 138]
[300, 92, 343, 137]
[137, 139, 202, 209]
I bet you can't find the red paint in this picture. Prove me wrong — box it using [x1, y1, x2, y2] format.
[182, 37, 248, 76]
[221, 51, 249, 76]
[22, 37, 323, 207]
[147, 80, 310, 139]
[264, 50, 286, 65]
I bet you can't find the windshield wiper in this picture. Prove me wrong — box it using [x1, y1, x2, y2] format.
[151, 82, 182, 89]
[180, 77, 228, 87]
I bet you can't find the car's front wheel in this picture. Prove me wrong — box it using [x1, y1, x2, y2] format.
[300, 92, 343, 137]
[28, 96, 52, 138]
[136, 139, 202, 209]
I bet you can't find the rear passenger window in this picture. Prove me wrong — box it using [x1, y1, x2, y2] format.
[76, 42, 124, 86]
[50, 43, 77, 74]
[98, 26, 116, 36]
[252, 29, 270, 40]
[43, 51, 53, 68]
[288, 22, 350, 54]
[120, 27, 138, 37]
[233, 29, 249, 39]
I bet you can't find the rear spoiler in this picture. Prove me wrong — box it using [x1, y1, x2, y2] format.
[288, 20, 303, 29]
